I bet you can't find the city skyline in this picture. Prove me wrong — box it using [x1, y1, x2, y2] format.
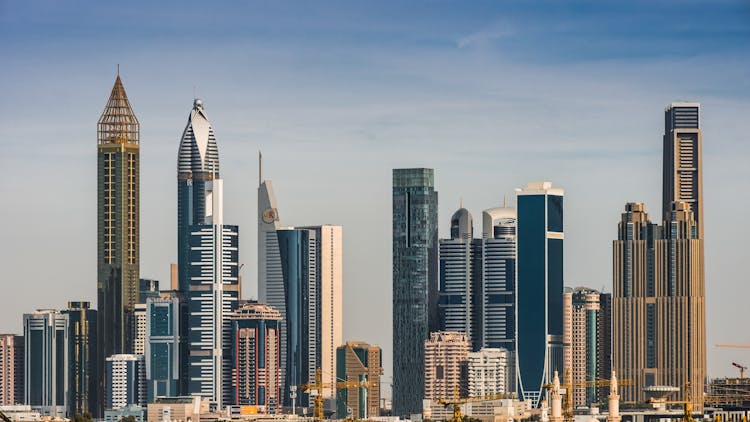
[2, 1, 750, 398]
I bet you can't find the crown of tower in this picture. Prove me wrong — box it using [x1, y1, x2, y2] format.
[98, 75, 139, 145]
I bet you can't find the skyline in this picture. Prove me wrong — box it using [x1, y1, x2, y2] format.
[2, 0, 750, 393]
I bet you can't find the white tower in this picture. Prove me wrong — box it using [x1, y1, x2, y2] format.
[607, 371, 621, 422]
[549, 371, 563, 422]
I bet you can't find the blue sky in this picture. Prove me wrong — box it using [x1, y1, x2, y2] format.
[1, 0, 749, 389]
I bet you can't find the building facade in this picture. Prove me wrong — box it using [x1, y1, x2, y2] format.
[392, 168, 438, 416]
[133, 304, 146, 356]
[64, 301, 98, 417]
[187, 178, 240, 407]
[336, 341, 383, 419]
[145, 292, 184, 401]
[516, 182, 564, 406]
[97, 74, 140, 376]
[467, 348, 508, 397]
[105, 354, 145, 410]
[424, 331, 470, 402]
[230, 303, 282, 412]
[0, 334, 23, 406]
[24, 310, 69, 417]
[138, 279, 160, 304]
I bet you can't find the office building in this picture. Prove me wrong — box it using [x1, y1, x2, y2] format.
[133, 304, 147, 356]
[0, 334, 23, 406]
[467, 348, 508, 397]
[230, 303, 282, 412]
[187, 177, 239, 407]
[138, 279, 160, 304]
[145, 292, 185, 401]
[97, 74, 140, 374]
[24, 310, 69, 417]
[105, 354, 145, 410]
[392, 168, 438, 416]
[64, 301, 98, 417]
[597, 293, 612, 403]
[663, 102, 703, 238]
[563, 288, 611, 407]
[516, 182, 564, 406]
[336, 341, 383, 419]
[424, 331, 470, 402]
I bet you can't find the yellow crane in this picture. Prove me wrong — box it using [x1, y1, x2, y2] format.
[543, 370, 632, 422]
[299, 368, 371, 420]
[437, 386, 517, 422]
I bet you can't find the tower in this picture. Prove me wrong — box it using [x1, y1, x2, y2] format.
[64, 301, 98, 417]
[392, 168, 438, 417]
[24, 310, 69, 418]
[516, 182, 564, 406]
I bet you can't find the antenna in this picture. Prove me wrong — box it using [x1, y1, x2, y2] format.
[258, 150, 263, 186]
[503, 194, 507, 208]
[116, 64, 120, 77]
[460, 197, 463, 208]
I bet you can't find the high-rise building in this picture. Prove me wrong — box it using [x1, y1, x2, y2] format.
[392, 168, 438, 417]
[0, 334, 23, 406]
[563, 288, 611, 407]
[257, 153, 286, 401]
[597, 293, 612, 403]
[187, 178, 240, 407]
[663, 102, 703, 238]
[467, 348, 508, 397]
[133, 304, 147, 356]
[336, 341, 382, 419]
[145, 291, 185, 401]
[97, 73, 140, 368]
[178, 98, 220, 296]
[105, 354, 145, 410]
[64, 302, 98, 417]
[230, 303, 282, 412]
[424, 331, 470, 402]
[516, 182, 564, 406]
[138, 279, 160, 304]
[24, 310, 69, 418]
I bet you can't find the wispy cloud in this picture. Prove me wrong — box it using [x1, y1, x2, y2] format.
[457, 22, 515, 48]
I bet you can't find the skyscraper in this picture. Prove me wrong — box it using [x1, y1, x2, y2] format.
[145, 292, 185, 401]
[133, 304, 147, 356]
[178, 98, 220, 296]
[105, 354, 145, 409]
[423, 331, 470, 402]
[467, 348, 508, 397]
[0, 334, 23, 406]
[392, 168, 438, 417]
[516, 182, 564, 406]
[97, 73, 140, 366]
[230, 302, 282, 412]
[336, 341, 383, 419]
[663, 102, 703, 238]
[187, 178, 239, 407]
[64, 301, 98, 417]
[24, 309, 69, 418]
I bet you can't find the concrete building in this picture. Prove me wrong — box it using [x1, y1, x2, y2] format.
[0, 334, 23, 406]
[97, 75, 140, 398]
[134, 304, 147, 356]
[230, 303, 282, 412]
[106, 354, 145, 410]
[516, 182, 564, 406]
[104, 405, 145, 422]
[147, 396, 209, 422]
[0, 405, 41, 422]
[64, 301, 98, 417]
[336, 341, 383, 419]
[24, 310, 68, 418]
[424, 331, 470, 402]
[187, 177, 240, 407]
[392, 168, 438, 417]
[468, 348, 508, 397]
[146, 291, 185, 401]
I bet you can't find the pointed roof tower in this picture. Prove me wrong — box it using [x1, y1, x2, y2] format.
[177, 98, 220, 176]
[98, 74, 139, 145]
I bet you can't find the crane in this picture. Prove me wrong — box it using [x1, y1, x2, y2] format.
[437, 386, 517, 422]
[733, 362, 748, 379]
[543, 369, 632, 422]
[716, 344, 750, 349]
[299, 368, 371, 420]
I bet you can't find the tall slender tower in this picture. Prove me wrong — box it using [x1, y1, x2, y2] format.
[97, 74, 140, 404]
[663, 102, 703, 238]
[392, 168, 438, 417]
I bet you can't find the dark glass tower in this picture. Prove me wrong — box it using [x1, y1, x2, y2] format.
[516, 182, 564, 407]
[97, 74, 139, 417]
[392, 168, 438, 417]
[64, 302, 97, 417]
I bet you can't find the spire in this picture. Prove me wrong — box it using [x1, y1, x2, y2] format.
[98, 74, 139, 145]
[259, 150, 263, 186]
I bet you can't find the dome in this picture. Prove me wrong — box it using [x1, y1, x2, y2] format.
[450, 207, 473, 240]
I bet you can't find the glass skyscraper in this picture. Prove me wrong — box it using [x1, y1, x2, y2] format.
[146, 292, 185, 401]
[392, 168, 438, 417]
[64, 301, 97, 417]
[24, 309, 69, 418]
[516, 182, 564, 407]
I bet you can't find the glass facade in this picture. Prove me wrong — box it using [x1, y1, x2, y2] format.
[392, 168, 438, 417]
[24, 310, 69, 418]
[146, 294, 183, 401]
[64, 302, 98, 417]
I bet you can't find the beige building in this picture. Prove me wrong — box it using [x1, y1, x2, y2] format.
[336, 341, 382, 418]
[0, 335, 23, 405]
[317, 225, 343, 401]
[563, 287, 603, 407]
[146, 396, 209, 422]
[424, 331, 470, 401]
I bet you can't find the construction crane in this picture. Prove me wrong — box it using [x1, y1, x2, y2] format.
[733, 362, 748, 379]
[299, 368, 371, 420]
[648, 382, 696, 422]
[437, 386, 517, 422]
[705, 383, 750, 407]
[0, 410, 10, 422]
[543, 370, 632, 422]
[716, 344, 750, 349]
